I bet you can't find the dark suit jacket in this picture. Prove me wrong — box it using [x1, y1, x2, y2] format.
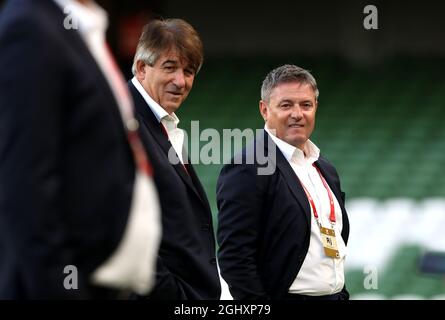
[0, 0, 136, 298]
[128, 81, 221, 300]
[217, 130, 350, 299]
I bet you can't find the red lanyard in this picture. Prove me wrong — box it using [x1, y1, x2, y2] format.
[299, 164, 336, 225]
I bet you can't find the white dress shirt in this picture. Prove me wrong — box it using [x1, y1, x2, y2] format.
[265, 126, 347, 296]
[53, 0, 161, 295]
[131, 77, 186, 164]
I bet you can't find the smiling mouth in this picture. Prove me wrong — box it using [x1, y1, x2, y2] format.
[167, 91, 182, 96]
[289, 124, 304, 128]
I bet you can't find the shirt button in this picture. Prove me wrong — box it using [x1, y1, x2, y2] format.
[209, 257, 217, 265]
[201, 223, 210, 231]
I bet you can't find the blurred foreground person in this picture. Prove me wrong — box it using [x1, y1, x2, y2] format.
[0, 0, 161, 299]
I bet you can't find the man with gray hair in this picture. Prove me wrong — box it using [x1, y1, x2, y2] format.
[128, 18, 221, 299]
[217, 64, 350, 300]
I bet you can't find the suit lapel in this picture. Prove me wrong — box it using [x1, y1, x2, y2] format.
[184, 158, 212, 212]
[129, 82, 208, 207]
[262, 131, 311, 228]
[261, 130, 349, 242]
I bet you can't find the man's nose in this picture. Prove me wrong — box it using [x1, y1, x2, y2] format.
[290, 106, 303, 119]
[172, 70, 186, 88]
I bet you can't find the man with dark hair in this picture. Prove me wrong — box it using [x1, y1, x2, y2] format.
[217, 64, 350, 300]
[0, 0, 161, 299]
[128, 19, 221, 300]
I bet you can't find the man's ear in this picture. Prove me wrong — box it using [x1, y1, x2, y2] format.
[259, 100, 268, 122]
[135, 60, 146, 81]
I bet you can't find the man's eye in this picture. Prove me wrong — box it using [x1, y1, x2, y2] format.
[164, 66, 175, 71]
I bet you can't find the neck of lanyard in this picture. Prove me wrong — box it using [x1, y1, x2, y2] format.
[299, 164, 336, 225]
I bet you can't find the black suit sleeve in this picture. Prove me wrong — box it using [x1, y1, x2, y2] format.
[0, 18, 87, 298]
[217, 163, 269, 300]
[147, 256, 188, 299]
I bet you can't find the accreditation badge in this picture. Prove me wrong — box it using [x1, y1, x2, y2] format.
[320, 226, 340, 259]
